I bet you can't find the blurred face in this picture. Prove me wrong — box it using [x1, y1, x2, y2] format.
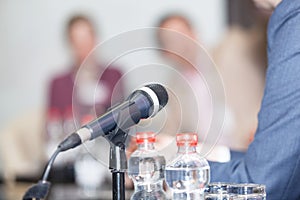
[252, 0, 282, 10]
[159, 18, 198, 68]
[69, 20, 96, 64]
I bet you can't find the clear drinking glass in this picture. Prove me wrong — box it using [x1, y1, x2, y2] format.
[204, 182, 231, 200]
[228, 184, 266, 200]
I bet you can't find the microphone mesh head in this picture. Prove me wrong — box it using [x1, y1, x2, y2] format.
[146, 83, 169, 109]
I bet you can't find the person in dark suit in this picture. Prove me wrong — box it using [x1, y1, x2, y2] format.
[209, 0, 300, 199]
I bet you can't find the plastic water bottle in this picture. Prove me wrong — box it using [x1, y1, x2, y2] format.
[128, 132, 167, 200]
[74, 143, 107, 197]
[46, 108, 63, 159]
[63, 106, 76, 136]
[165, 133, 210, 200]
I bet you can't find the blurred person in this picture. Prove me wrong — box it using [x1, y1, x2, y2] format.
[48, 15, 124, 122]
[155, 14, 232, 162]
[46, 15, 124, 183]
[0, 109, 45, 186]
[210, 0, 300, 198]
[212, 0, 269, 151]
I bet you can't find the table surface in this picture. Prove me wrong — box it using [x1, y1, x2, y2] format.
[0, 182, 133, 200]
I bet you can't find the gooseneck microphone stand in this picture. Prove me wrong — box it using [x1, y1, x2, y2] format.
[23, 104, 139, 200]
[23, 130, 129, 200]
[22, 147, 61, 200]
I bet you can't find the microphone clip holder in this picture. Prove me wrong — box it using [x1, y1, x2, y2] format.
[107, 127, 128, 172]
[104, 104, 140, 200]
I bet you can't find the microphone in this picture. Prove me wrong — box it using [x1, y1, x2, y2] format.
[58, 83, 168, 152]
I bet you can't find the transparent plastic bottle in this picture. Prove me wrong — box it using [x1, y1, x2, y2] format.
[61, 106, 78, 163]
[74, 143, 107, 198]
[46, 108, 63, 159]
[128, 132, 167, 200]
[74, 113, 107, 197]
[165, 133, 210, 200]
[63, 106, 76, 136]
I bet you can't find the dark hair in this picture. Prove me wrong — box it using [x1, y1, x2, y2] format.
[66, 14, 96, 39]
[156, 13, 193, 48]
[227, 0, 259, 29]
[156, 13, 193, 30]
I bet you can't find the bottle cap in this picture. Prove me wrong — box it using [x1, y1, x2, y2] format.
[47, 108, 61, 120]
[176, 133, 198, 146]
[64, 106, 73, 119]
[136, 132, 156, 144]
[81, 114, 94, 125]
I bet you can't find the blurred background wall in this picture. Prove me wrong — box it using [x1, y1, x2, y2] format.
[0, 0, 226, 131]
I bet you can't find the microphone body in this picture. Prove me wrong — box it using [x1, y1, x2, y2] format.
[58, 83, 168, 152]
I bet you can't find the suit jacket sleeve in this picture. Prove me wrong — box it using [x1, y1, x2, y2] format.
[209, 0, 300, 199]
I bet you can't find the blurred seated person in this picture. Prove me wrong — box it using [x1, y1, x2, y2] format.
[155, 14, 233, 162]
[46, 15, 124, 183]
[212, 0, 268, 151]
